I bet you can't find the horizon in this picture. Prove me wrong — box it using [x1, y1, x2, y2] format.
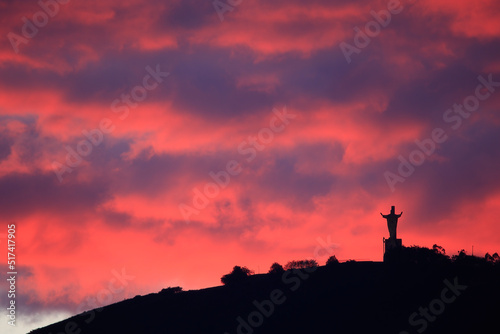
[1, 0, 500, 333]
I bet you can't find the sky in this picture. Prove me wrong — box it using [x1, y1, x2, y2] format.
[1, 0, 500, 332]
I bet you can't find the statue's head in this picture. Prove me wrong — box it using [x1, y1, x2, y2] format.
[391, 206, 395, 214]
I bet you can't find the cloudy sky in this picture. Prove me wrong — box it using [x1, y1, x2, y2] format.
[1, 0, 500, 332]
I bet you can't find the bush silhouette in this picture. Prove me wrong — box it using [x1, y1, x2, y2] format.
[284, 259, 318, 270]
[159, 286, 183, 295]
[268, 262, 284, 274]
[221, 266, 254, 285]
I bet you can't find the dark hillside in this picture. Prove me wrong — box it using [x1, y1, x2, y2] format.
[31, 261, 500, 334]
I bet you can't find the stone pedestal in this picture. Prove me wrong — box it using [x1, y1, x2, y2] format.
[384, 237, 402, 252]
[384, 237, 402, 263]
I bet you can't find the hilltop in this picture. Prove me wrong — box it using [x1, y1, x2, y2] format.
[31, 257, 500, 334]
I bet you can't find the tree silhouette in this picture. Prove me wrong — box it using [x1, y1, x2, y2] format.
[268, 262, 284, 274]
[432, 244, 446, 255]
[387, 245, 450, 264]
[452, 249, 467, 263]
[485, 252, 497, 264]
[326, 255, 339, 266]
[221, 266, 254, 285]
[492, 252, 500, 264]
[451, 249, 489, 265]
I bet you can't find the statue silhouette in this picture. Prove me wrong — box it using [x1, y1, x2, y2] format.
[380, 206, 402, 240]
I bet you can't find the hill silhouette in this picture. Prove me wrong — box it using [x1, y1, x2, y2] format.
[31, 247, 500, 334]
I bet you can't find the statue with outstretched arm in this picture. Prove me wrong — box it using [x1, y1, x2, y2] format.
[381, 206, 402, 240]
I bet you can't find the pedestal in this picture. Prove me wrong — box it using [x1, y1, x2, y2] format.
[384, 237, 402, 251]
[384, 237, 402, 263]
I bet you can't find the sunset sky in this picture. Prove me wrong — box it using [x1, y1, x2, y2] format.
[1, 0, 500, 332]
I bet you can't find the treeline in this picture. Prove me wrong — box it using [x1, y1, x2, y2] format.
[220, 256, 340, 285]
[386, 244, 500, 265]
[221, 245, 500, 285]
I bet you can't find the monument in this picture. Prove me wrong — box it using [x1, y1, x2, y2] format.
[381, 206, 403, 259]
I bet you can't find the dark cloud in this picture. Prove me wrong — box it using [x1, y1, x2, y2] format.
[160, 0, 214, 30]
[407, 122, 500, 222]
[0, 134, 13, 161]
[0, 172, 110, 220]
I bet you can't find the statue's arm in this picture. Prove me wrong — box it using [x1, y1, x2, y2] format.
[398, 212, 403, 217]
